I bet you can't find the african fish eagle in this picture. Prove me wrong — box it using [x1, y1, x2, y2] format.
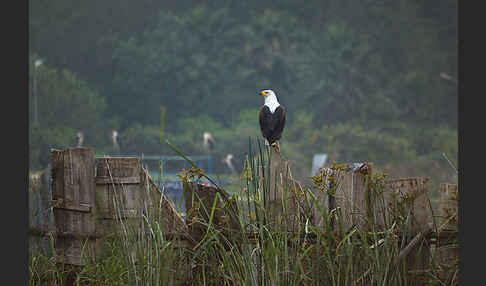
[259, 89, 286, 152]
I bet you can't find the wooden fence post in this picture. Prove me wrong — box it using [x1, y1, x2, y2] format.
[183, 182, 239, 246]
[432, 183, 458, 284]
[258, 147, 306, 232]
[51, 147, 97, 266]
[383, 177, 431, 237]
[436, 183, 458, 233]
[382, 177, 432, 284]
[312, 162, 373, 232]
[29, 164, 55, 256]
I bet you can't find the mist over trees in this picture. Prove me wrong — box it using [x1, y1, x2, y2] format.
[29, 0, 457, 189]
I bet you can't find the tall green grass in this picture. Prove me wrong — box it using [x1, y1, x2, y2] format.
[29, 138, 457, 285]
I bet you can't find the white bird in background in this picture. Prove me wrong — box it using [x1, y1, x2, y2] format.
[111, 130, 120, 155]
[76, 131, 84, 147]
[203, 131, 215, 153]
[223, 153, 237, 175]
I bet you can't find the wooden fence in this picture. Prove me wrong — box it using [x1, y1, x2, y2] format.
[28, 147, 458, 283]
[29, 147, 187, 265]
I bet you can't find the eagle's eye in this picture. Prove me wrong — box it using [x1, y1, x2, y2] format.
[261, 90, 268, 96]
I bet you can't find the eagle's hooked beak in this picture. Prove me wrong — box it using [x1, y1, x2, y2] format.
[260, 90, 268, 97]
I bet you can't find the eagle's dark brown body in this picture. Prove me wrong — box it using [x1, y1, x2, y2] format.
[259, 105, 286, 145]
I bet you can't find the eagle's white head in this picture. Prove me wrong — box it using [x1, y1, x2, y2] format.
[260, 89, 280, 113]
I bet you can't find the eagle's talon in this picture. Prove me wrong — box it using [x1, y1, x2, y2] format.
[271, 142, 280, 152]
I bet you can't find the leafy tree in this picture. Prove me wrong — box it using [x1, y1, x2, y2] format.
[28, 1, 457, 191]
[29, 54, 107, 169]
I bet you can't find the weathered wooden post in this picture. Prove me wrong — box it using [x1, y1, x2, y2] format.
[383, 177, 431, 236]
[311, 162, 373, 232]
[259, 147, 306, 232]
[383, 177, 432, 284]
[182, 181, 239, 283]
[183, 182, 239, 246]
[29, 165, 55, 256]
[51, 147, 97, 266]
[436, 183, 458, 233]
[432, 183, 458, 284]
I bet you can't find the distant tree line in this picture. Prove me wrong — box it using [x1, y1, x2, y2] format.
[29, 0, 457, 188]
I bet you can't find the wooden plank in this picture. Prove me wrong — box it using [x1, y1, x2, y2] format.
[394, 224, 433, 266]
[51, 147, 97, 265]
[95, 157, 145, 238]
[54, 237, 96, 266]
[95, 176, 141, 184]
[96, 157, 140, 178]
[437, 183, 458, 232]
[382, 177, 431, 236]
[53, 202, 91, 213]
[29, 166, 56, 257]
[378, 177, 432, 283]
[432, 183, 458, 284]
[94, 157, 188, 241]
[141, 168, 187, 236]
[97, 209, 139, 219]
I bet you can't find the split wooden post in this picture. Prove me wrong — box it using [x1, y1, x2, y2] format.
[51, 147, 97, 266]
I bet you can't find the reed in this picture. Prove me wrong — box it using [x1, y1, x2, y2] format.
[28, 138, 456, 285]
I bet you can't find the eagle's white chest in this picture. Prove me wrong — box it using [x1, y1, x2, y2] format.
[264, 96, 280, 113]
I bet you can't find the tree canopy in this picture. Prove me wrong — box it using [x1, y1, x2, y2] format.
[29, 0, 457, 189]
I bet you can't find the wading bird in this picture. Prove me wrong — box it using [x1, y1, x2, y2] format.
[76, 131, 84, 147]
[259, 89, 286, 152]
[111, 130, 120, 154]
[203, 131, 215, 153]
[223, 153, 237, 175]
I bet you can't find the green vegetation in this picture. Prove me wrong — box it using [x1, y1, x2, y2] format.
[28, 1, 458, 284]
[28, 1, 457, 200]
[29, 141, 458, 285]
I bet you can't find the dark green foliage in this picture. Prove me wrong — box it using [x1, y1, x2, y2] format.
[29, 0, 456, 127]
[28, 0, 457, 194]
[28, 55, 107, 169]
